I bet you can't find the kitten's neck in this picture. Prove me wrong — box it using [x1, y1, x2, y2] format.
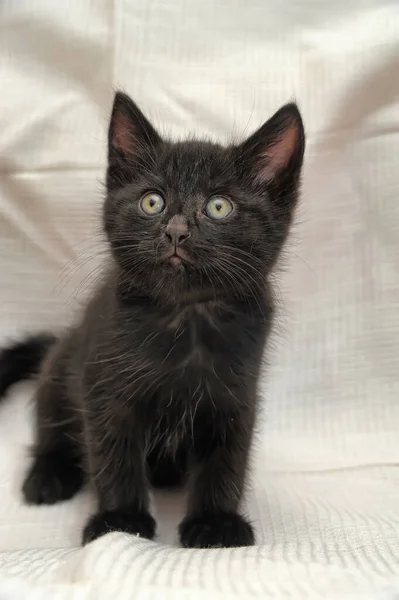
[108, 259, 268, 311]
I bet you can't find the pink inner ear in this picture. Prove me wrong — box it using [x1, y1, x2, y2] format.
[256, 122, 299, 183]
[112, 112, 136, 156]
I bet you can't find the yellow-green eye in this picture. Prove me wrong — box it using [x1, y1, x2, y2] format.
[205, 196, 234, 220]
[140, 193, 165, 215]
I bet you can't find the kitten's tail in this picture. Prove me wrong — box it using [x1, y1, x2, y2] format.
[0, 333, 57, 398]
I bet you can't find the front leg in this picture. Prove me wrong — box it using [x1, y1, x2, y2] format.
[179, 403, 255, 549]
[83, 409, 155, 545]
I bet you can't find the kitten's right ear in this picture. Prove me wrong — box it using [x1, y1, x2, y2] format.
[107, 92, 161, 187]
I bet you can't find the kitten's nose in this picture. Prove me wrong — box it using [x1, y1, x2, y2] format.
[165, 220, 190, 247]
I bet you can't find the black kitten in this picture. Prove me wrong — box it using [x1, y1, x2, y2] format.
[0, 92, 305, 548]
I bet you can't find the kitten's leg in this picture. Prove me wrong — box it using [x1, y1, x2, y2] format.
[82, 413, 155, 544]
[179, 404, 255, 549]
[23, 343, 83, 504]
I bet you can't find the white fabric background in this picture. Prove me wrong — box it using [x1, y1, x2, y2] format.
[0, 0, 399, 598]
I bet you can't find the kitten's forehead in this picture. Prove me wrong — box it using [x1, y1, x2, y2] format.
[159, 141, 233, 196]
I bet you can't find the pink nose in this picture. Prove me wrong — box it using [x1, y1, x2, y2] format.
[165, 223, 190, 247]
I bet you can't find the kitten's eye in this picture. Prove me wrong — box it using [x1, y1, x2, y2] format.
[205, 196, 234, 220]
[140, 193, 165, 215]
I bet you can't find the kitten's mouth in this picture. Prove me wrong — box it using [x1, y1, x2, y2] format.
[169, 255, 183, 266]
[165, 248, 192, 266]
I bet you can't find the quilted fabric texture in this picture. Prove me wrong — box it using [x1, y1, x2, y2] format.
[0, 0, 398, 598]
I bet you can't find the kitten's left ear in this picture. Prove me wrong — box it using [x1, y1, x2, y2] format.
[236, 103, 305, 186]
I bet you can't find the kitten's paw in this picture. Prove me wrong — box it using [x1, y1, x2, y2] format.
[22, 453, 83, 505]
[179, 512, 255, 549]
[83, 510, 156, 545]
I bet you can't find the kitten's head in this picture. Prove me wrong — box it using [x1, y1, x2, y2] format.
[104, 91, 305, 303]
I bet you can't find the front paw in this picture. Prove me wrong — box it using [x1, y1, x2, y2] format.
[83, 509, 156, 545]
[179, 512, 255, 549]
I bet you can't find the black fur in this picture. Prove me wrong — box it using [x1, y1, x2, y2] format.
[22, 449, 83, 504]
[179, 512, 255, 549]
[0, 334, 56, 397]
[0, 91, 305, 548]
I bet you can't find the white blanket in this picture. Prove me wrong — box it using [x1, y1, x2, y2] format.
[0, 0, 399, 598]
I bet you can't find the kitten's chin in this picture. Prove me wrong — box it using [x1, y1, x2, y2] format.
[159, 259, 188, 282]
[168, 256, 184, 267]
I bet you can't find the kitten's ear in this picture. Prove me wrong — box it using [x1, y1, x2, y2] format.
[107, 92, 161, 187]
[109, 91, 161, 158]
[237, 103, 305, 186]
